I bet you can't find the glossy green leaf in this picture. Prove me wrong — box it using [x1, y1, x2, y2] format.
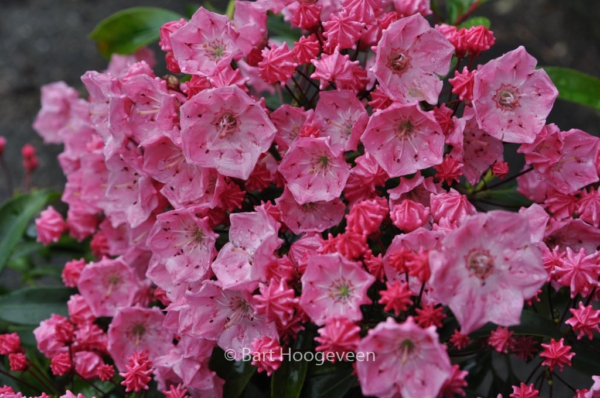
[267, 14, 302, 45]
[300, 367, 356, 398]
[470, 310, 561, 340]
[89, 7, 184, 58]
[570, 338, 600, 375]
[272, 331, 311, 398]
[0, 190, 59, 272]
[447, 0, 488, 24]
[473, 187, 532, 208]
[0, 287, 75, 325]
[458, 16, 491, 29]
[210, 347, 256, 398]
[543, 67, 600, 111]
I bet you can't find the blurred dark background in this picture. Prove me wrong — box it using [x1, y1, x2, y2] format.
[0, 0, 599, 200]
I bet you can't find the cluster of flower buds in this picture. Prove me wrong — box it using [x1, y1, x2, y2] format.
[22, 0, 600, 397]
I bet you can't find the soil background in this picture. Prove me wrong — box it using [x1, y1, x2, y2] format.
[0, 0, 599, 395]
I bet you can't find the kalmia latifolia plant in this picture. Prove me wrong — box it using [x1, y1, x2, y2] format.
[2, 0, 600, 397]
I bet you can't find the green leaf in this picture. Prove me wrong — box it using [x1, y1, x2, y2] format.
[272, 331, 311, 398]
[300, 365, 356, 398]
[543, 67, 600, 111]
[0, 286, 75, 325]
[447, 0, 488, 25]
[458, 16, 491, 29]
[210, 347, 256, 398]
[470, 310, 561, 340]
[0, 190, 59, 272]
[267, 14, 302, 45]
[473, 187, 532, 208]
[89, 7, 184, 58]
[569, 337, 600, 375]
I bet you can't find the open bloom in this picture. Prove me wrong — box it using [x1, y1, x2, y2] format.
[429, 211, 547, 333]
[299, 253, 374, 325]
[356, 317, 452, 398]
[372, 14, 454, 105]
[362, 103, 444, 177]
[472, 46, 558, 143]
[180, 85, 277, 180]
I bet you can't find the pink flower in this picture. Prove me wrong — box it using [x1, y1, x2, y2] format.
[449, 67, 475, 102]
[577, 188, 600, 228]
[146, 208, 217, 284]
[276, 188, 346, 234]
[323, 12, 364, 51]
[254, 278, 298, 328]
[107, 307, 173, 371]
[97, 363, 115, 381]
[293, 34, 321, 64]
[372, 14, 454, 105]
[0, 333, 21, 355]
[355, 317, 452, 398]
[33, 82, 79, 144]
[299, 253, 374, 325]
[414, 303, 446, 328]
[62, 258, 86, 287]
[344, 153, 388, 206]
[8, 353, 27, 372]
[449, 330, 470, 350]
[120, 351, 153, 392]
[33, 314, 71, 358]
[170, 8, 241, 76]
[430, 189, 476, 227]
[362, 103, 444, 177]
[540, 338, 575, 372]
[22, 144, 39, 172]
[178, 281, 278, 359]
[345, 197, 388, 235]
[510, 383, 540, 398]
[433, 155, 463, 185]
[314, 89, 368, 153]
[488, 326, 515, 353]
[429, 211, 547, 334]
[251, 337, 283, 375]
[270, 104, 314, 150]
[566, 302, 600, 340]
[439, 365, 468, 397]
[492, 161, 510, 179]
[74, 351, 102, 380]
[472, 46, 558, 143]
[310, 48, 363, 91]
[553, 248, 600, 298]
[279, 137, 350, 204]
[378, 281, 412, 316]
[35, 206, 67, 245]
[393, 0, 431, 17]
[50, 352, 72, 376]
[67, 294, 95, 325]
[77, 257, 141, 317]
[315, 318, 360, 357]
[180, 85, 277, 180]
[212, 207, 282, 291]
[259, 42, 298, 84]
[464, 26, 496, 56]
[163, 384, 189, 398]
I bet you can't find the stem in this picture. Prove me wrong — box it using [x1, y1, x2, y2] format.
[283, 84, 301, 106]
[295, 68, 320, 90]
[552, 372, 576, 392]
[547, 287, 557, 323]
[524, 360, 542, 384]
[0, 368, 43, 393]
[77, 374, 107, 396]
[27, 368, 57, 395]
[484, 167, 534, 190]
[29, 362, 60, 393]
[558, 297, 574, 327]
[291, 75, 308, 103]
[585, 287, 597, 306]
[415, 282, 426, 309]
[0, 156, 13, 195]
[454, 0, 483, 26]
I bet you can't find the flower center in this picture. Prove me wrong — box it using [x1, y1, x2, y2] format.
[389, 52, 410, 74]
[131, 324, 146, 346]
[399, 339, 416, 364]
[329, 278, 354, 302]
[105, 274, 121, 297]
[494, 85, 520, 110]
[465, 249, 494, 280]
[396, 120, 415, 140]
[204, 40, 226, 60]
[215, 112, 238, 138]
[225, 297, 252, 329]
[194, 229, 204, 243]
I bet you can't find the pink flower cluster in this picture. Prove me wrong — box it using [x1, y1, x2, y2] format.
[22, 0, 600, 397]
